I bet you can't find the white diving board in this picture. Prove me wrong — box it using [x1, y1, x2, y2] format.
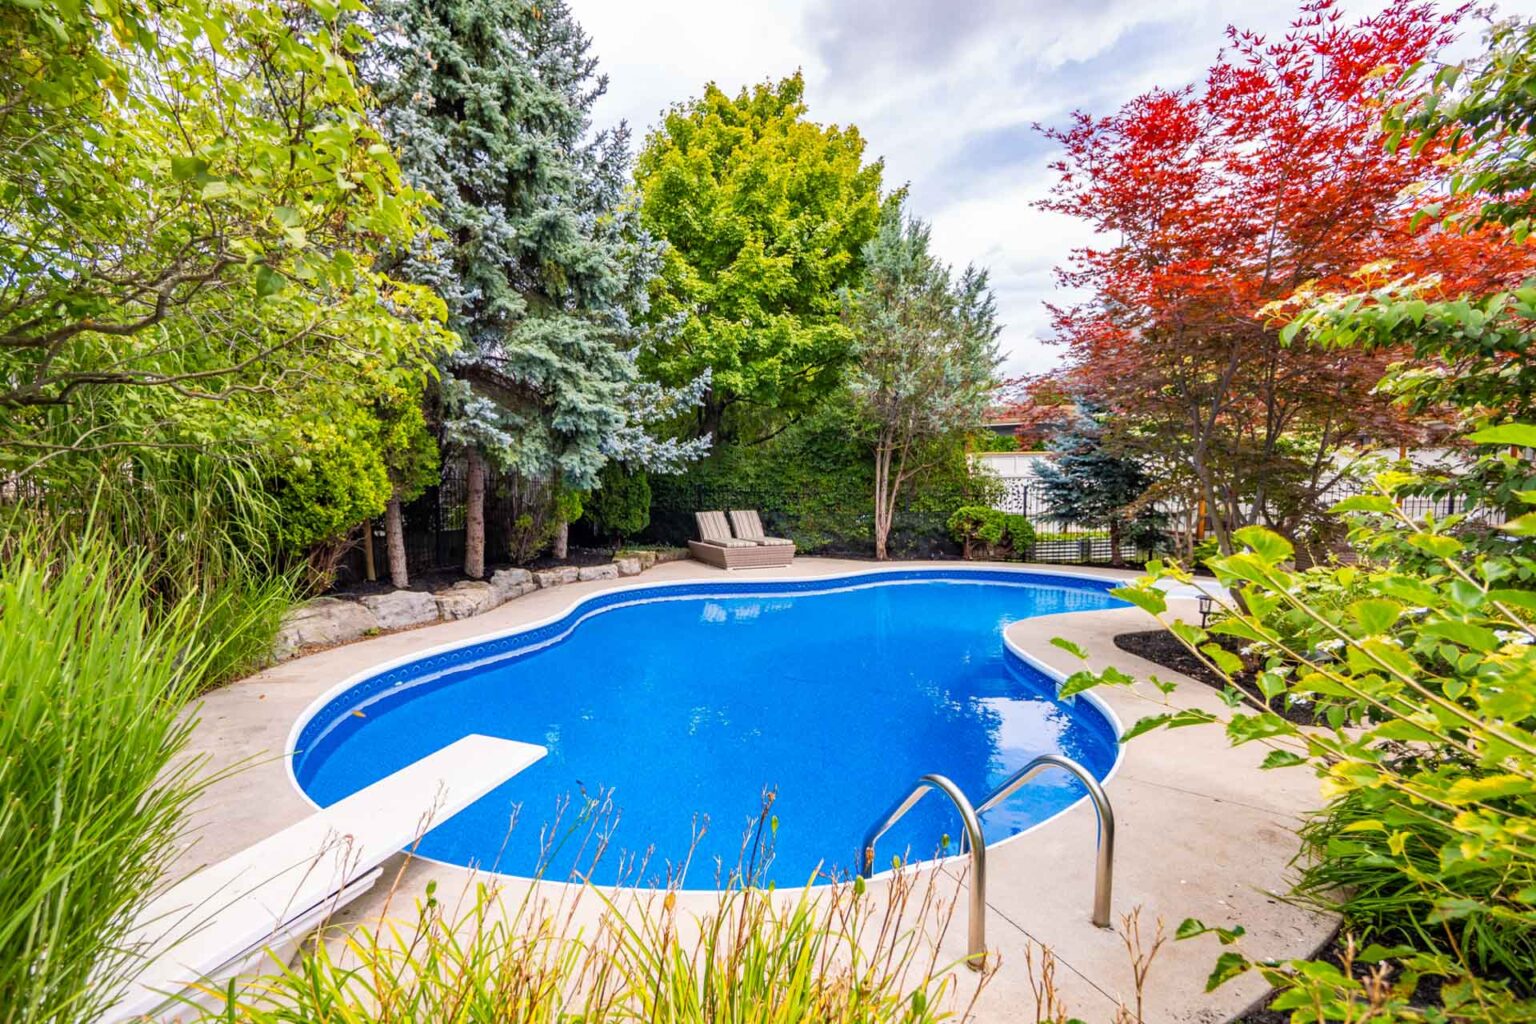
[103, 734, 546, 1023]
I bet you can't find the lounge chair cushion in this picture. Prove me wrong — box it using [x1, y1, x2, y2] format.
[728, 510, 794, 546]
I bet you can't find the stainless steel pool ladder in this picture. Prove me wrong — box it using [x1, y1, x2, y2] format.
[856, 754, 1115, 968]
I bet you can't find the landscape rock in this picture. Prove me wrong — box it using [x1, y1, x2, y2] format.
[614, 557, 643, 577]
[489, 567, 533, 602]
[274, 598, 379, 659]
[358, 590, 439, 630]
[621, 550, 656, 570]
[652, 547, 689, 564]
[534, 566, 579, 589]
[577, 563, 619, 582]
[435, 580, 501, 620]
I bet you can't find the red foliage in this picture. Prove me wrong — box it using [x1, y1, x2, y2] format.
[1038, 0, 1530, 548]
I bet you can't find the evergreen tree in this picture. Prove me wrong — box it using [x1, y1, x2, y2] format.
[363, 0, 699, 576]
[1034, 402, 1165, 565]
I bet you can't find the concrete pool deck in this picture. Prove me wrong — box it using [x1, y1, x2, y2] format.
[171, 557, 1332, 1022]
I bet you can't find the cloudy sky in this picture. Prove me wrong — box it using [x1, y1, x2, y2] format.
[570, 0, 1536, 379]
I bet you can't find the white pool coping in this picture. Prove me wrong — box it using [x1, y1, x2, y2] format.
[170, 557, 1330, 1023]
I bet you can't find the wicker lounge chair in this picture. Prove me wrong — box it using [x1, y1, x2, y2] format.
[689, 510, 793, 569]
[728, 509, 795, 550]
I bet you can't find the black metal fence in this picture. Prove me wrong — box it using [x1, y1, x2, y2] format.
[333, 460, 518, 586]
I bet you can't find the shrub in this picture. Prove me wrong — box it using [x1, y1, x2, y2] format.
[1065, 463, 1536, 1019]
[948, 505, 1005, 557]
[585, 463, 652, 544]
[948, 506, 1035, 560]
[646, 404, 996, 557]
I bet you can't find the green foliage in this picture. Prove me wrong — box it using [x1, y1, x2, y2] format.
[0, 525, 286, 1023]
[0, 0, 451, 434]
[1386, 18, 1536, 239]
[270, 408, 392, 557]
[1034, 401, 1166, 557]
[648, 403, 996, 556]
[635, 73, 885, 442]
[585, 463, 652, 544]
[968, 430, 1021, 452]
[368, 0, 652, 490]
[1070, 473, 1536, 1018]
[194, 870, 982, 1023]
[946, 506, 1034, 560]
[845, 201, 1001, 558]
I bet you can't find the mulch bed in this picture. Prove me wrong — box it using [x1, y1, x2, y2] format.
[1112, 629, 1326, 727]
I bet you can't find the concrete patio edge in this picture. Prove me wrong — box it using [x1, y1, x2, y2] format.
[169, 557, 1334, 1023]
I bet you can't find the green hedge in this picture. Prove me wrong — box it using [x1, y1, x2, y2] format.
[645, 406, 999, 557]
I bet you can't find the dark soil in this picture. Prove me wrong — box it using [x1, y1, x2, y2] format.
[1113, 629, 1326, 726]
[1231, 928, 1447, 1023]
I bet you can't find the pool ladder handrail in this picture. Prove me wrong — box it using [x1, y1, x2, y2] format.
[858, 773, 988, 968]
[856, 754, 1114, 968]
[972, 753, 1115, 929]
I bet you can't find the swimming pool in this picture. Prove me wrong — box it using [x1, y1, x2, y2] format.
[290, 568, 1125, 889]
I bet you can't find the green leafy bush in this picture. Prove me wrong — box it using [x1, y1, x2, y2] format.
[1066, 468, 1536, 1020]
[947, 506, 1034, 560]
[647, 404, 996, 556]
[584, 463, 652, 544]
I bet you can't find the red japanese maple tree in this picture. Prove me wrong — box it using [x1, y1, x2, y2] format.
[1040, 0, 1527, 555]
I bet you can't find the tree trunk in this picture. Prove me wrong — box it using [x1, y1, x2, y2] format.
[1108, 517, 1124, 568]
[361, 518, 377, 582]
[552, 519, 569, 560]
[464, 449, 486, 579]
[873, 438, 893, 561]
[385, 496, 409, 588]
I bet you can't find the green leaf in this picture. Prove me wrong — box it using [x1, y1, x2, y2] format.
[1050, 637, 1088, 660]
[200, 179, 231, 200]
[1445, 774, 1531, 804]
[1348, 598, 1402, 635]
[1467, 423, 1536, 447]
[170, 155, 209, 181]
[1331, 494, 1396, 515]
[1110, 586, 1166, 616]
[1232, 526, 1293, 564]
[1260, 749, 1307, 769]
[273, 205, 303, 228]
[1405, 533, 1463, 558]
[1205, 952, 1250, 992]
[1501, 513, 1536, 537]
[254, 264, 287, 298]
[1420, 620, 1499, 652]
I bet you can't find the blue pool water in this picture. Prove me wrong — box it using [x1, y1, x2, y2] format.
[293, 569, 1123, 889]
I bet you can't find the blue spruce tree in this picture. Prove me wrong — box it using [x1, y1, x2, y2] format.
[363, 0, 700, 575]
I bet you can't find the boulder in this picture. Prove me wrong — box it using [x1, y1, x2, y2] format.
[614, 557, 643, 577]
[652, 547, 689, 565]
[619, 550, 656, 570]
[434, 580, 501, 620]
[274, 598, 379, 659]
[577, 563, 619, 582]
[534, 566, 579, 589]
[489, 567, 534, 602]
[358, 590, 439, 631]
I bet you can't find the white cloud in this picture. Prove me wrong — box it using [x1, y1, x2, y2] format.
[570, 0, 1536, 375]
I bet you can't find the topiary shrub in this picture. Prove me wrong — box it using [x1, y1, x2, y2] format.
[948, 506, 1005, 559]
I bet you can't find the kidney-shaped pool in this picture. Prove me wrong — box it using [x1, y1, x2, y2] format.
[290, 568, 1125, 889]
